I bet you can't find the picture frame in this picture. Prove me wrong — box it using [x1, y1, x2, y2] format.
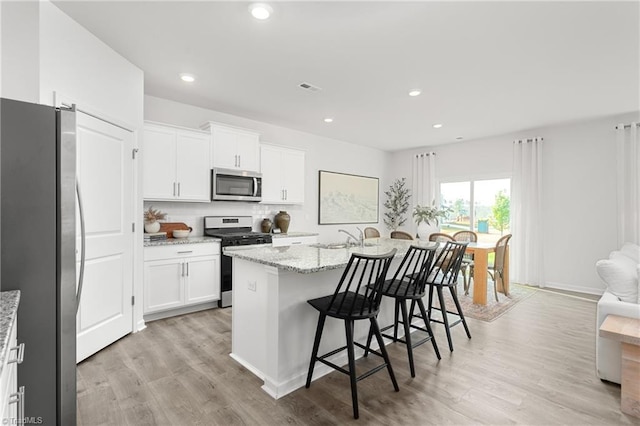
[318, 170, 379, 225]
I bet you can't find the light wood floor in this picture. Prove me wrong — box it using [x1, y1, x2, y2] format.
[77, 291, 639, 425]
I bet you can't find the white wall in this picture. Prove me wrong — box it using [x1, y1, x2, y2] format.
[0, 1, 40, 102]
[144, 95, 392, 243]
[39, 1, 144, 127]
[391, 111, 640, 295]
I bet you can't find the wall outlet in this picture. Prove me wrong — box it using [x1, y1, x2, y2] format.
[248, 281, 257, 292]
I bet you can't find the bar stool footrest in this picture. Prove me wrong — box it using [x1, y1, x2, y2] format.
[315, 343, 393, 383]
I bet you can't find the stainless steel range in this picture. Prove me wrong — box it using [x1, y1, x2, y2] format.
[204, 216, 272, 307]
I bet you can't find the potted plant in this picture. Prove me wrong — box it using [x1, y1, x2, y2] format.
[383, 178, 411, 231]
[413, 202, 449, 239]
[143, 206, 167, 233]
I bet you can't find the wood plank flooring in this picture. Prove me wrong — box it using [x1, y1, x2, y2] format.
[77, 291, 640, 425]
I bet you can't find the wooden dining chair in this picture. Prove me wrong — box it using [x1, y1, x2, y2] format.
[488, 234, 512, 301]
[452, 231, 478, 295]
[364, 227, 380, 238]
[390, 231, 413, 240]
[464, 233, 512, 302]
[428, 232, 454, 243]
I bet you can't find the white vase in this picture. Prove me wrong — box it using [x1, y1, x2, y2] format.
[417, 222, 439, 240]
[144, 221, 160, 233]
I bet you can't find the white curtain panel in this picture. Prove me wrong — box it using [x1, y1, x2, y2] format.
[511, 138, 545, 287]
[616, 123, 640, 245]
[411, 152, 436, 208]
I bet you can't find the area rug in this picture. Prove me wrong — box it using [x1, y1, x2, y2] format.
[432, 282, 538, 322]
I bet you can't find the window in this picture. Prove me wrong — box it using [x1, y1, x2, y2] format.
[439, 178, 510, 243]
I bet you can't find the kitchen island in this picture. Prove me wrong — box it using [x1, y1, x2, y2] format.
[224, 238, 435, 398]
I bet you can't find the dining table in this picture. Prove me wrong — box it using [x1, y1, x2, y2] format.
[465, 241, 510, 305]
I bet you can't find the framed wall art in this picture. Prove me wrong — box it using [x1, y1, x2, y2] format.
[318, 170, 379, 225]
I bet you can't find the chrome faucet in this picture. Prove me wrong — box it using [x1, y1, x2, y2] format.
[338, 227, 364, 248]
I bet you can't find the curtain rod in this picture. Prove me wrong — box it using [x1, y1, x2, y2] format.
[513, 137, 543, 143]
[414, 152, 436, 158]
[616, 123, 640, 129]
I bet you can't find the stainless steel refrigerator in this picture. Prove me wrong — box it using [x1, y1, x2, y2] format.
[0, 98, 77, 425]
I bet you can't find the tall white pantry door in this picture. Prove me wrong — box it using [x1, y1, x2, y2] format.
[75, 112, 134, 362]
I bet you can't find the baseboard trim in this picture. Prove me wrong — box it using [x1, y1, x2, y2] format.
[143, 301, 218, 322]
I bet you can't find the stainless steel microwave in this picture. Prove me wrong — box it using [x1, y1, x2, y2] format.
[211, 168, 262, 202]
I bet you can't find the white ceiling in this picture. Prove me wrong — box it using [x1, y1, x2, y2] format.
[53, 1, 639, 152]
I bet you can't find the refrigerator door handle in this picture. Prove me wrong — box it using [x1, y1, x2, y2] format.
[76, 180, 86, 313]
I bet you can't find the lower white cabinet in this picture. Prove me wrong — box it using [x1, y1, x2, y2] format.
[1, 318, 24, 425]
[144, 243, 220, 316]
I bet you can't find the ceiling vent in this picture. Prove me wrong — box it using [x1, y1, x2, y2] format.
[298, 82, 322, 92]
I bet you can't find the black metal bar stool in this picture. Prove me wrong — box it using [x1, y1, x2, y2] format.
[305, 249, 398, 419]
[364, 244, 441, 377]
[413, 241, 471, 352]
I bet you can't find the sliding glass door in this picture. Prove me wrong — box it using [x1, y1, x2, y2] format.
[440, 178, 510, 243]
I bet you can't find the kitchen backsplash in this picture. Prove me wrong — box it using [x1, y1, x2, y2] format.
[142, 201, 307, 235]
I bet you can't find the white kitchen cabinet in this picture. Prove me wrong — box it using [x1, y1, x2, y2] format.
[1, 315, 23, 424]
[260, 144, 305, 204]
[271, 234, 318, 247]
[143, 122, 211, 202]
[143, 242, 220, 318]
[202, 122, 260, 172]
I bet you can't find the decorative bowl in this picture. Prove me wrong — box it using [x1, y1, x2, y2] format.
[173, 229, 191, 239]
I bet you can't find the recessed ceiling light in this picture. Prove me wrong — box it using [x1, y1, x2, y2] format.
[433, 123, 443, 129]
[324, 118, 334, 123]
[249, 3, 273, 20]
[408, 90, 421, 97]
[180, 73, 195, 83]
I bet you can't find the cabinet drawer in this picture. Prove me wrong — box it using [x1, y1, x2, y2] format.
[144, 242, 220, 261]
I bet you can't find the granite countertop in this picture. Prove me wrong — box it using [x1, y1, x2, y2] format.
[0, 290, 20, 377]
[144, 236, 221, 247]
[224, 237, 437, 274]
[271, 232, 319, 239]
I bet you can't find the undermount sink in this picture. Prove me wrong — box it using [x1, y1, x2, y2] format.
[311, 241, 378, 249]
[311, 243, 349, 249]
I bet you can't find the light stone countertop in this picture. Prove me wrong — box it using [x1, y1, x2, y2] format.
[144, 236, 221, 247]
[271, 232, 319, 239]
[223, 237, 437, 274]
[0, 290, 20, 377]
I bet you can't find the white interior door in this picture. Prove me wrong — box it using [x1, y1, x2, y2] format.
[76, 112, 134, 362]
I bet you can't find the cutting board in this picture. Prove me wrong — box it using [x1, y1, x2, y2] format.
[159, 222, 192, 238]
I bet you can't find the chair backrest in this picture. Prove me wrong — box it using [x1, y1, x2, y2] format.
[328, 249, 397, 317]
[390, 231, 413, 240]
[364, 227, 380, 238]
[428, 232, 455, 243]
[427, 241, 469, 287]
[494, 234, 512, 272]
[383, 244, 437, 298]
[453, 230, 478, 243]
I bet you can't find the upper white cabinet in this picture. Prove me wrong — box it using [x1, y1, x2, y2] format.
[143, 122, 211, 202]
[202, 122, 260, 172]
[260, 144, 305, 204]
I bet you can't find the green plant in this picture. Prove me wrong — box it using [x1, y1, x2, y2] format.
[490, 191, 510, 235]
[383, 178, 411, 231]
[143, 206, 167, 223]
[412, 202, 450, 226]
